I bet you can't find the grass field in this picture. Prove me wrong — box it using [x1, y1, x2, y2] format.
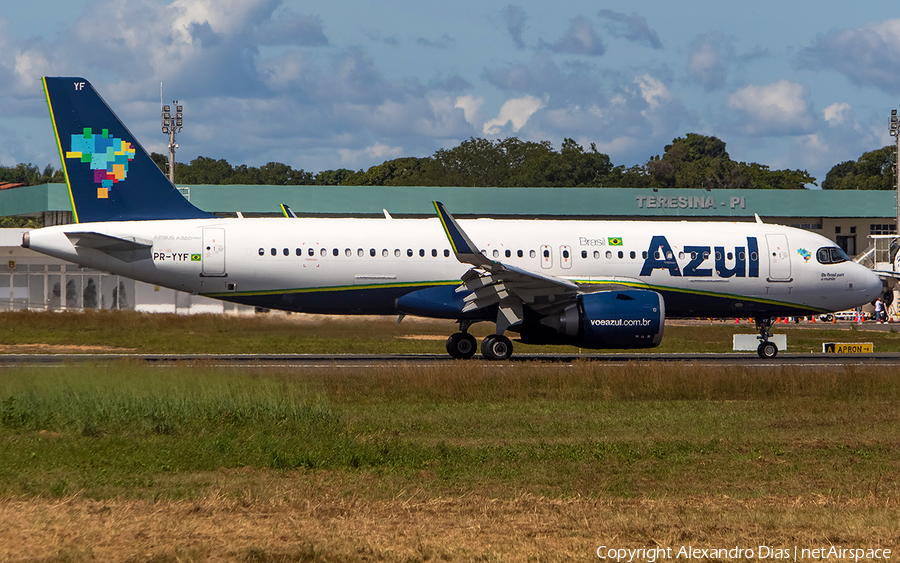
[1, 309, 899, 354]
[2, 312, 900, 561]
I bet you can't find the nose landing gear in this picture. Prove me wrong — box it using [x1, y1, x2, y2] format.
[755, 317, 778, 358]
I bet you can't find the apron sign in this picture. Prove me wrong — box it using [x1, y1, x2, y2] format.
[822, 343, 873, 353]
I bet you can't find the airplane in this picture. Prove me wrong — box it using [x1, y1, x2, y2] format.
[23, 77, 884, 359]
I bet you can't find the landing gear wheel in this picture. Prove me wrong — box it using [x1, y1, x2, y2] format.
[757, 341, 778, 358]
[446, 332, 477, 359]
[481, 334, 513, 361]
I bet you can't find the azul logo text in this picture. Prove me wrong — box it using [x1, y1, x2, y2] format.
[639, 235, 760, 278]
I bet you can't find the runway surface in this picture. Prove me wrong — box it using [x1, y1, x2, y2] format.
[1, 352, 898, 367]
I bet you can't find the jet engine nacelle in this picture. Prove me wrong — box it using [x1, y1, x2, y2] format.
[534, 289, 665, 349]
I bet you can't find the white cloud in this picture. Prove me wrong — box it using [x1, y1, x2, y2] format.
[483, 95, 547, 135]
[823, 102, 851, 125]
[727, 80, 814, 136]
[454, 95, 484, 126]
[687, 32, 731, 91]
[802, 18, 900, 92]
[635, 75, 670, 110]
[339, 143, 403, 164]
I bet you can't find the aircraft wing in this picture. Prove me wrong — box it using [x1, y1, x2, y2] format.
[873, 269, 900, 280]
[434, 201, 580, 330]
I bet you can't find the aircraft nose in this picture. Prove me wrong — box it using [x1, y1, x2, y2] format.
[864, 267, 884, 301]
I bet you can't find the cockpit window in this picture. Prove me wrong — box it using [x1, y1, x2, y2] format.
[816, 246, 849, 265]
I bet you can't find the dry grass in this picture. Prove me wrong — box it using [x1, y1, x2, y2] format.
[3, 484, 899, 563]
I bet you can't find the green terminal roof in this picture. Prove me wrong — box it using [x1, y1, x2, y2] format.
[1, 183, 897, 219]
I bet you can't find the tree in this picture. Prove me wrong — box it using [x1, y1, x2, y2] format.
[0, 163, 63, 186]
[315, 169, 354, 185]
[822, 146, 895, 190]
[646, 133, 813, 189]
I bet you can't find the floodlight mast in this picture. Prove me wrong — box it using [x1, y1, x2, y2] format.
[161, 101, 183, 185]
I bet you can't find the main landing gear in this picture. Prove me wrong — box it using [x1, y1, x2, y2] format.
[446, 322, 513, 361]
[755, 317, 778, 358]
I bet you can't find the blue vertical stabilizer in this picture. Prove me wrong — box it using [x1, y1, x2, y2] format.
[42, 77, 215, 222]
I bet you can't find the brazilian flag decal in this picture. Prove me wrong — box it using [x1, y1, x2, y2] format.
[608, 237, 623, 246]
[191, 254, 201, 261]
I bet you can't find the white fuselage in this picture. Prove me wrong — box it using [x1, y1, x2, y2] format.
[25, 216, 883, 317]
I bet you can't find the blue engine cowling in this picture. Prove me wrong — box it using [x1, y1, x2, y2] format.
[530, 289, 665, 349]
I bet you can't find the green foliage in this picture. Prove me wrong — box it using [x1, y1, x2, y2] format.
[138, 133, 820, 189]
[164, 155, 315, 185]
[822, 146, 896, 190]
[314, 168, 354, 185]
[0, 216, 42, 228]
[0, 163, 63, 186]
[645, 133, 814, 189]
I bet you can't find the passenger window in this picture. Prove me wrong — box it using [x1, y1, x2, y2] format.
[618, 251, 624, 259]
[370, 248, 376, 257]
[395, 249, 401, 257]
[642, 251, 648, 259]
[283, 248, 289, 256]
[345, 248, 351, 257]
[333, 248, 339, 257]
[678, 252, 684, 260]
[517, 250, 523, 258]
[320, 248, 326, 257]
[739, 251, 745, 260]
[358, 248, 364, 257]
[383, 249, 389, 257]
[605, 251, 612, 259]
[309, 248, 314, 257]
[270, 248, 276, 256]
[258, 248, 264, 256]
[505, 250, 511, 258]
[543, 249, 550, 258]
[444, 249, 450, 257]
[432, 249, 437, 257]
[593, 250, 600, 259]
[581, 250, 588, 259]
[530, 250, 536, 258]
[630, 251, 636, 259]
[419, 249, 425, 257]
[407, 249, 413, 257]
[715, 251, 722, 260]
[727, 252, 733, 260]
[562, 250, 570, 259]
[493, 249, 500, 258]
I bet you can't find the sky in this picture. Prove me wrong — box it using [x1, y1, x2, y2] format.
[2, 1, 900, 188]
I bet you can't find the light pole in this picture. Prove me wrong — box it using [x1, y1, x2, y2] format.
[161, 101, 183, 185]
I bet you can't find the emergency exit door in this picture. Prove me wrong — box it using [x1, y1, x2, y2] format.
[202, 228, 226, 276]
[765, 233, 791, 281]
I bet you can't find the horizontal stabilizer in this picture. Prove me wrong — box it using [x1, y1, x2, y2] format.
[66, 231, 152, 251]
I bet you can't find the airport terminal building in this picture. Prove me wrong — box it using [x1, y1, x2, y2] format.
[1, 183, 897, 313]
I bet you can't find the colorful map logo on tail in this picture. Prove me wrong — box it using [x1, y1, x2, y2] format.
[66, 127, 136, 199]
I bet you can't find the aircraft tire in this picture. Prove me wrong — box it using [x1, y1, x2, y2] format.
[481, 334, 513, 361]
[757, 341, 778, 358]
[446, 332, 477, 359]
